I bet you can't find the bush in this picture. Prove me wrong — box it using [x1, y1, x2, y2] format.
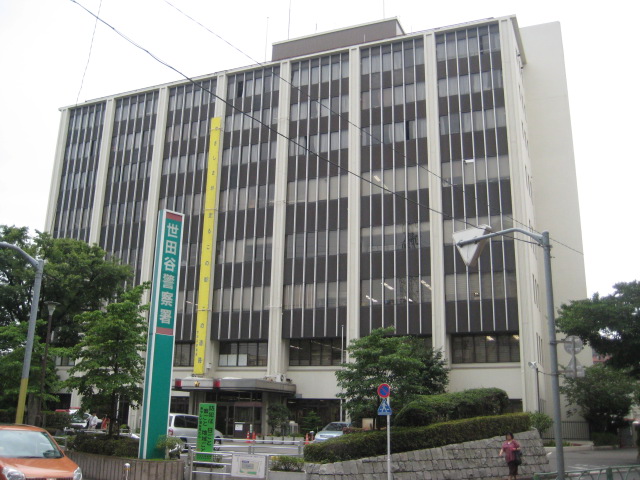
[591, 432, 618, 447]
[395, 388, 509, 427]
[529, 412, 553, 433]
[71, 433, 139, 457]
[44, 411, 72, 432]
[304, 412, 530, 463]
[271, 455, 305, 471]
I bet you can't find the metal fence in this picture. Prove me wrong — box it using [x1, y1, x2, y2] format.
[542, 421, 591, 441]
[185, 437, 306, 479]
[534, 465, 640, 480]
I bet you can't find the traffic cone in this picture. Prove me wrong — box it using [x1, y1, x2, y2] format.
[246, 432, 251, 443]
[305, 433, 309, 445]
[252, 432, 257, 441]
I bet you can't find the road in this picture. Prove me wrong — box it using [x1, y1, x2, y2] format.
[547, 447, 639, 473]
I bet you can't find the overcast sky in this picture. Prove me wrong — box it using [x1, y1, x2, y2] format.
[0, 0, 637, 297]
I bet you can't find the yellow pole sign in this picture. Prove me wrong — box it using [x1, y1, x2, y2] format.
[194, 117, 222, 375]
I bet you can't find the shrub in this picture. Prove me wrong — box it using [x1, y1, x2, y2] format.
[44, 411, 72, 432]
[304, 412, 530, 463]
[271, 455, 305, 471]
[591, 432, 618, 447]
[71, 432, 139, 457]
[395, 388, 509, 427]
[529, 412, 553, 433]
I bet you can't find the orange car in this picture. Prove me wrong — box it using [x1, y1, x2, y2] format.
[0, 424, 82, 480]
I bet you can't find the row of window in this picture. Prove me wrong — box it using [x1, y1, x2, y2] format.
[289, 96, 349, 121]
[283, 282, 348, 309]
[289, 132, 348, 156]
[212, 332, 518, 368]
[361, 119, 427, 147]
[361, 166, 429, 196]
[219, 341, 268, 367]
[361, 40, 425, 74]
[361, 82, 426, 108]
[291, 56, 349, 87]
[361, 276, 432, 305]
[212, 286, 271, 313]
[361, 222, 430, 252]
[216, 236, 273, 264]
[219, 185, 275, 212]
[114, 96, 157, 122]
[224, 106, 278, 131]
[285, 230, 347, 258]
[226, 69, 280, 100]
[221, 140, 278, 166]
[444, 272, 517, 301]
[169, 82, 216, 112]
[435, 25, 501, 61]
[438, 70, 503, 97]
[441, 156, 510, 186]
[439, 107, 506, 135]
[451, 333, 519, 363]
[286, 175, 348, 203]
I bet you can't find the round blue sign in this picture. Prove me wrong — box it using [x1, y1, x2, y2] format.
[377, 383, 391, 398]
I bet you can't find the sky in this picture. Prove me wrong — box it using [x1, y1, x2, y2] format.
[0, 0, 637, 298]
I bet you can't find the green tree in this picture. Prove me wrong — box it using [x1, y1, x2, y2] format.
[0, 226, 132, 416]
[556, 281, 640, 376]
[64, 284, 149, 435]
[560, 364, 638, 434]
[267, 403, 291, 436]
[335, 327, 448, 426]
[300, 411, 323, 435]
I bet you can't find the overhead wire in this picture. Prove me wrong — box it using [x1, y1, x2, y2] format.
[75, 0, 103, 106]
[70, 0, 581, 255]
[161, 0, 584, 256]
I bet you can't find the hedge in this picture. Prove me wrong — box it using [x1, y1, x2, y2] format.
[303, 412, 530, 464]
[71, 432, 139, 458]
[395, 388, 509, 427]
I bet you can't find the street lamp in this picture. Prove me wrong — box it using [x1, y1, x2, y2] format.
[38, 301, 59, 420]
[0, 241, 44, 425]
[528, 361, 541, 413]
[453, 226, 565, 480]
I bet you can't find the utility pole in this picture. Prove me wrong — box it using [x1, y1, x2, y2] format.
[0, 242, 44, 425]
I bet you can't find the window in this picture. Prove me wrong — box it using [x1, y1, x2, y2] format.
[219, 341, 268, 366]
[289, 338, 343, 366]
[451, 333, 520, 363]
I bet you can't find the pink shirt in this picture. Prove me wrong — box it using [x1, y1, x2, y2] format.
[502, 439, 520, 463]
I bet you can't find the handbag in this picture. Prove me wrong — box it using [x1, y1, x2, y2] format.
[514, 449, 522, 466]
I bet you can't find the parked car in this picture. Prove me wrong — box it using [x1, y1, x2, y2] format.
[313, 421, 351, 442]
[0, 424, 82, 480]
[56, 409, 93, 432]
[167, 413, 223, 450]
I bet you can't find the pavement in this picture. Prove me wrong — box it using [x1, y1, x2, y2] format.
[545, 445, 639, 474]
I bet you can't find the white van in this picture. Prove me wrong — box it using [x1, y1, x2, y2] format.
[167, 413, 223, 450]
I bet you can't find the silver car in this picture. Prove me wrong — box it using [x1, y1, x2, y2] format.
[313, 422, 351, 442]
[168, 413, 223, 450]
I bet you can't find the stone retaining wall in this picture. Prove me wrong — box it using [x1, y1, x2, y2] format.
[67, 451, 183, 480]
[305, 430, 550, 480]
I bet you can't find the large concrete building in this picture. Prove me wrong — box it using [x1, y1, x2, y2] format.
[48, 15, 588, 435]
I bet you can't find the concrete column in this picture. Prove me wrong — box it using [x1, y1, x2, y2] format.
[346, 46, 362, 354]
[88, 98, 116, 245]
[267, 61, 291, 376]
[423, 32, 448, 358]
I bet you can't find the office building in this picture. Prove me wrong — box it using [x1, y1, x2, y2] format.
[47, 15, 588, 434]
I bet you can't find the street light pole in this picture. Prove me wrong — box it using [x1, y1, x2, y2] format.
[0, 241, 44, 425]
[453, 227, 565, 480]
[39, 301, 59, 421]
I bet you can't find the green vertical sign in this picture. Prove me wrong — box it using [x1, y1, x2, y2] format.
[139, 210, 184, 459]
[196, 403, 218, 461]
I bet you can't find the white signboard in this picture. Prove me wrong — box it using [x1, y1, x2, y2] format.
[230, 454, 267, 478]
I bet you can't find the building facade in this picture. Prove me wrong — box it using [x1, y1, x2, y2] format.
[47, 16, 588, 435]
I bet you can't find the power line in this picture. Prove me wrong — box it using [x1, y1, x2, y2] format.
[161, 0, 583, 256]
[69, 0, 575, 255]
[75, 0, 103, 106]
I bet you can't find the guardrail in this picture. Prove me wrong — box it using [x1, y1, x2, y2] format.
[179, 436, 307, 456]
[534, 465, 640, 480]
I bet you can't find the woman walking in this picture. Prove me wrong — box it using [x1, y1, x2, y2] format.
[499, 432, 521, 480]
